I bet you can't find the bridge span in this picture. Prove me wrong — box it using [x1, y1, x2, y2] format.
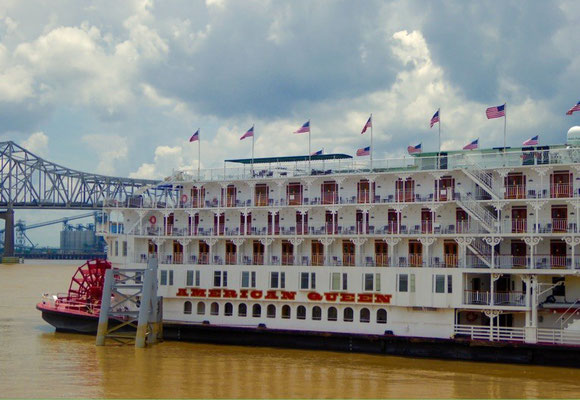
[0, 141, 161, 257]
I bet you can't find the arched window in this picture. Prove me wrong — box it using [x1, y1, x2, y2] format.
[183, 301, 192, 315]
[344, 307, 353, 322]
[297, 305, 306, 320]
[360, 308, 370, 323]
[282, 305, 291, 319]
[197, 302, 205, 315]
[252, 304, 261, 318]
[238, 303, 247, 317]
[327, 307, 337, 321]
[377, 308, 387, 324]
[312, 306, 322, 321]
[225, 302, 233, 316]
[210, 302, 219, 316]
[267, 304, 276, 318]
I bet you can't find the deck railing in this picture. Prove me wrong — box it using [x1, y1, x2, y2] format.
[454, 324, 525, 342]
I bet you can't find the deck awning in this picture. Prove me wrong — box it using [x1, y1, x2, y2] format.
[225, 153, 352, 165]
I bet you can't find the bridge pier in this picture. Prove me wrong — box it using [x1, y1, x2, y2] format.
[0, 209, 14, 257]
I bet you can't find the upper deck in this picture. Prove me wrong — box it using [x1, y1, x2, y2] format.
[171, 144, 579, 185]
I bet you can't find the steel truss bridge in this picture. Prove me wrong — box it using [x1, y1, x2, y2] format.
[0, 140, 164, 256]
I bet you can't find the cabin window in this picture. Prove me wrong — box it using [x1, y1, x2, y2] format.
[210, 302, 219, 316]
[434, 275, 445, 293]
[360, 308, 370, 323]
[398, 274, 408, 292]
[300, 272, 316, 290]
[297, 305, 306, 320]
[197, 302, 205, 315]
[343, 307, 354, 322]
[238, 303, 247, 317]
[224, 303, 233, 316]
[186, 270, 200, 287]
[364, 273, 381, 292]
[160, 270, 167, 285]
[270, 272, 285, 289]
[377, 309, 387, 324]
[252, 304, 261, 318]
[312, 306, 322, 321]
[327, 307, 338, 321]
[267, 304, 276, 318]
[214, 271, 227, 287]
[331, 272, 348, 291]
[282, 305, 291, 319]
[241, 271, 257, 288]
[183, 301, 192, 315]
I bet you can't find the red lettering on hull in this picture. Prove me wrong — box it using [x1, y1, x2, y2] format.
[173, 288, 391, 304]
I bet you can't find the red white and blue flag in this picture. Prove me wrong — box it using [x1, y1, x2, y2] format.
[294, 120, 310, 134]
[463, 138, 479, 150]
[311, 149, 323, 156]
[407, 143, 422, 154]
[189, 129, 200, 142]
[486, 104, 505, 119]
[430, 109, 440, 128]
[522, 135, 539, 146]
[240, 125, 254, 140]
[356, 146, 370, 156]
[361, 115, 372, 134]
[566, 101, 580, 116]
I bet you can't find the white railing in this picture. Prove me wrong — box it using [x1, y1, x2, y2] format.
[494, 291, 526, 306]
[464, 290, 490, 305]
[537, 328, 580, 346]
[454, 324, 525, 342]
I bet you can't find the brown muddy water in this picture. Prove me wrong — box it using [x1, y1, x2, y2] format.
[1, 262, 579, 398]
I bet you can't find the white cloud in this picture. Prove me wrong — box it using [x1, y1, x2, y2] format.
[22, 131, 49, 157]
[130, 145, 188, 179]
[82, 134, 128, 175]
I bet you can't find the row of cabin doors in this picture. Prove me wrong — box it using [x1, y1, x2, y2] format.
[146, 239, 462, 267]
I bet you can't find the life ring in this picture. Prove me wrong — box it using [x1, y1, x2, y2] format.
[466, 312, 478, 322]
[181, 194, 188, 203]
[149, 215, 157, 224]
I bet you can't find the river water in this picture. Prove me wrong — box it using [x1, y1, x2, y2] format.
[1, 262, 580, 398]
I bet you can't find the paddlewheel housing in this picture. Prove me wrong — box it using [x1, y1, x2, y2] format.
[65, 259, 112, 306]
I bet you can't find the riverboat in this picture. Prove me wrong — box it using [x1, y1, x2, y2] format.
[40, 126, 580, 366]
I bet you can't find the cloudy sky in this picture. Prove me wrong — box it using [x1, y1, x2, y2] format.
[1, 0, 580, 245]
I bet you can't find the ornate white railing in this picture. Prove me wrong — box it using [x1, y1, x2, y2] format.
[454, 324, 525, 342]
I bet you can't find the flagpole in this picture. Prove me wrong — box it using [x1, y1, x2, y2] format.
[438, 108, 441, 169]
[308, 120, 311, 173]
[370, 113, 373, 171]
[251, 127, 255, 176]
[503, 103, 507, 166]
[197, 128, 201, 181]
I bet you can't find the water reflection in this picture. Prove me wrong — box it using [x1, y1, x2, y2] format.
[1, 263, 580, 398]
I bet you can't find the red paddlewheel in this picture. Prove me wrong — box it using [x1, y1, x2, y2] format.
[66, 259, 112, 306]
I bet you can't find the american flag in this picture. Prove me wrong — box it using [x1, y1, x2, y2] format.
[240, 125, 254, 140]
[361, 115, 372, 134]
[294, 120, 310, 134]
[522, 135, 539, 146]
[189, 129, 199, 142]
[311, 149, 323, 156]
[430, 109, 440, 128]
[407, 143, 422, 154]
[486, 104, 505, 119]
[463, 138, 479, 150]
[566, 101, 580, 116]
[356, 146, 370, 156]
